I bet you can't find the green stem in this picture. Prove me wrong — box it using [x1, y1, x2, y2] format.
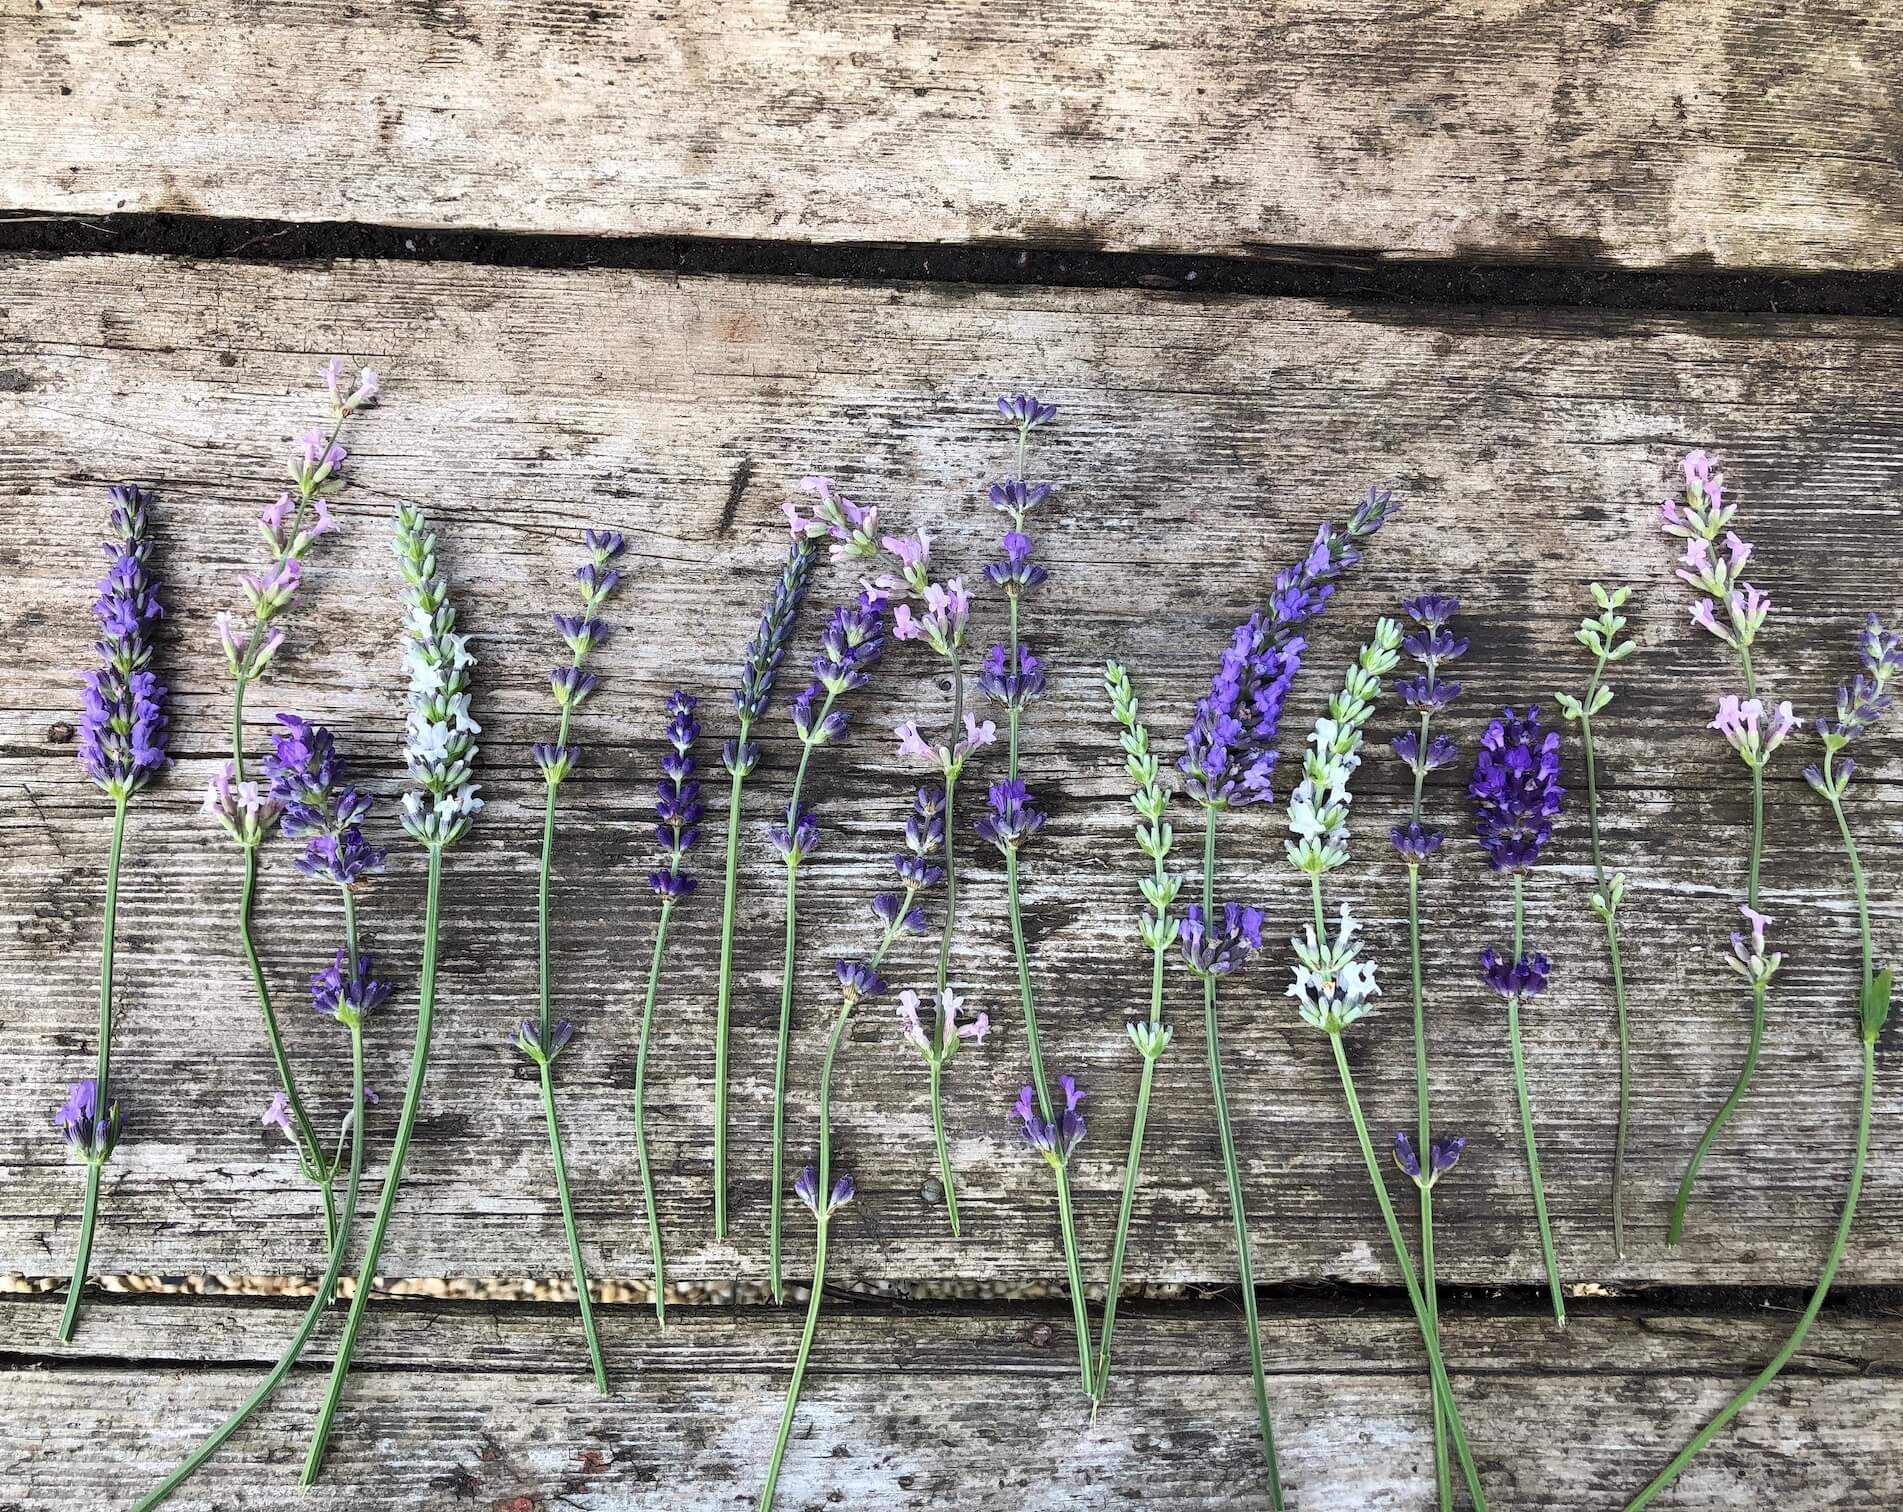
[1623, 1037, 1875, 1511]
[531, 733, 604, 1390]
[1578, 703, 1634, 1261]
[239, 833, 336, 1251]
[759, 1218, 829, 1512]
[301, 845, 444, 1485]
[770, 865, 799, 1306]
[712, 722, 751, 1240]
[135, 1025, 365, 1511]
[1202, 811, 1281, 1504]
[1330, 1034, 1490, 1511]
[58, 795, 127, 1343]
[636, 900, 675, 1328]
[762, 991, 857, 1509]
[928, 1057, 959, 1239]
[769, 705, 833, 1303]
[1091, 941, 1163, 1405]
[1508, 875, 1565, 1324]
[1408, 863, 1451, 1510]
[1005, 846, 1094, 1400]
[1668, 765, 1767, 1247]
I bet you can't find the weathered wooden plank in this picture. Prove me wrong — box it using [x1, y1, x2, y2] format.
[2, 255, 1902, 1295]
[6, 1294, 1901, 1509]
[5, 3, 1903, 270]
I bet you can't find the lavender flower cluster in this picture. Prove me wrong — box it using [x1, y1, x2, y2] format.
[78, 487, 170, 800]
[393, 503, 483, 847]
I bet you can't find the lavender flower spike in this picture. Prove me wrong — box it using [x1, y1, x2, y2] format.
[79, 486, 170, 800]
[1469, 706, 1564, 873]
[58, 486, 170, 1344]
[263, 716, 387, 887]
[303, 502, 480, 1484]
[1011, 1076, 1088, 1166]
[393, 503, 483, 849]
[1394, 1131, 1467, 1189]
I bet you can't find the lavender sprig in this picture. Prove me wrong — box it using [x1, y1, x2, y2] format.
[762, 786, 941, 1511]
[712, 535, 818, 1239]
[303, 502, 479, 1486]
[1470, 704, 1567, 1326]
[1660, 452, 1796, 1248]
[886, 527, 994, 1235]
[1386, 590, 1467, 1509]
[635, 691, 703, 1329]
[1624, 618, 1899, 1510]
[1287, 623, 1489, 1512]
[203, 364, 378, 1258]
[139, 723, 388, 1508]
[1186, 489, 1397, 1501]
[58, 485, 169, 1344]
[519, 530, 628, 1391]
[765, 582, 887, 1303]
[1553, 584, 1639, 1259]
[1089, 660, 1182, 1408]
[972, 392, 1101, 1401]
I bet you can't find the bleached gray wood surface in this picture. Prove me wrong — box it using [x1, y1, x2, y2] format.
[4, 2, 1903, 269]
[7, 1294, 1902, 1509]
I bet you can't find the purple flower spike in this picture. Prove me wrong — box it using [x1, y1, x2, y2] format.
[55, 1077, 124, 1161]
[1178, 901, 1266, 977]
[729, 537, 819, 757]
[263, 715, 385, 883]
[310, 948, 393, 1026]
[650, 690, 703, 899]
[1389, 820, 1445, 863]
[1390, 728, 1460, 777]
[78, 486, 170, 800]
[1394, 1131, 1467, 1187]
[1478, 946, 1551, 1000]
[812, 592, 887, 696]
[1820, 613, 1903, 747]
[1469, 706, 1564, 873]
[768, 802, 821, 866]
[1010, 1077, 1087, 1165]
[974, 777, 1046, 852]
[836, 959, 888, 1003]
[976, 642, 1046, 711]
[997, 392, 1059, 429]
[984, 530, 1049, 595]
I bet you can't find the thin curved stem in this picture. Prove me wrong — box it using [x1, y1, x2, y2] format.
[1407, 863, 1451, 1509]
[302, 845, 443, 1485]
[1508, 875, 1565, 1324]
[932, 755, 962, 1237]
[1624, 1038, 1874, 1510]
[1202, 812, 1280, 1504]
[135, 1025, 365, 1511]
[712, 720, 752, 1240]
[1091, 941, 1162, 1406]
[1578, 704, 1634, 1260]
[1668, 767, 1767, 1247]
[1004, 846, 1094, 1400]
[928, 1057, 959, 1238]
[636, 900, 675, 1327]
[58, 795, 127, 1343]
[1330, 1033, 1490, 1511]
[769, 709, 832, 1303]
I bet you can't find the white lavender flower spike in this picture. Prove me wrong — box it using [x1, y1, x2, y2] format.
[393, 503, 482, 848]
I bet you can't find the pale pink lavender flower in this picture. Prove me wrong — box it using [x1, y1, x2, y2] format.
[784, 475, 882, 562]
[1709, 695, 1799, 770]
[1726, 904, 1782, 988]
[897, 987, 990, 1063]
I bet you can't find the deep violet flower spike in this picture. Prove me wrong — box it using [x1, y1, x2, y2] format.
[998, 392, 1059, 429]
[55, 1077, 124, 1161]
[1478, 946, 1552, 999]
[262, 716, 386, 883]
[974, 777, 1046, 852]
[1469, 705, 1565, 873]
[976, 641, 1046, 710]
[1010, 1076, 1086, 1165]
[812, 591, 887, 695]
[728, 537, 819, 758]
[310, 948, 393, 1027]
[649, 690, 703, 898]
[78, 486, 170, 800]
[1177, 901, 1266, 977]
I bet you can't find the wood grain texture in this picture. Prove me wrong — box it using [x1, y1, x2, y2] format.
[2, 255, 1902, 1298]
[4, 2, 1903, 270]
[6, 1294, 1902, 1508]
